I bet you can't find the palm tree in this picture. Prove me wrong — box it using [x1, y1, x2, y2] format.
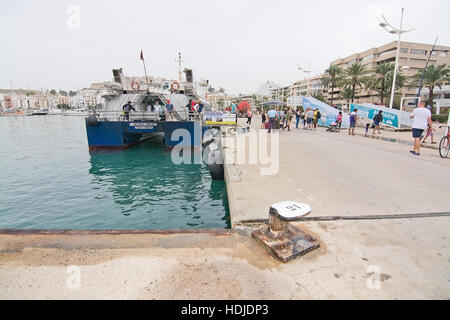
[322, 65, 344, 106]
[366, 62, 407, 106]
[339, 87, 353, 104]
[385, 71, 407, 107]
[343, 63, 369, 103]
[410, 64, 449, 107]
[312, 92, 326, 103]
[366, 62, 393, 105]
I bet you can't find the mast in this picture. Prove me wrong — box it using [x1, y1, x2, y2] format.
[175, 52, 185, 82]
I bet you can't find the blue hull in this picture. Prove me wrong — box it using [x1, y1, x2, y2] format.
[85, 119, 203, 151]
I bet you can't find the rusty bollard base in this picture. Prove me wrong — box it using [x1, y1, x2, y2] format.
[252, 224, 320, 263]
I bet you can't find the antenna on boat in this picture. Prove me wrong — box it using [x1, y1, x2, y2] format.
[140, 49, 150, 92]
[175, 52, 185, 82]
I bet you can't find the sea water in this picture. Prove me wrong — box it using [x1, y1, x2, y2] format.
[0, 115, 230, 229]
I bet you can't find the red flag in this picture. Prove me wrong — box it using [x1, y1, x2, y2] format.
[140, 49, 144, 61]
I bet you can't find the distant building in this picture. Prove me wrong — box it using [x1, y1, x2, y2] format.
[290, 74, 326, 97]
[3, 95, 13, 109]
[206, 92, 234, 110]
[270, 86, 290, 103]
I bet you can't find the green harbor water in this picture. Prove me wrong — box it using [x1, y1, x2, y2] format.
[0, 115, 230, 229]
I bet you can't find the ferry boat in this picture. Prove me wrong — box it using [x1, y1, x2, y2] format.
[85, 67, 212, 151]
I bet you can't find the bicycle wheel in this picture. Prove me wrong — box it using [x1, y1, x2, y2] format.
[439, 136, 450, 158]
[118, 114, 126, 121]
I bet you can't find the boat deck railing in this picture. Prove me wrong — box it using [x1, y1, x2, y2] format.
[92, 110, 201, 122]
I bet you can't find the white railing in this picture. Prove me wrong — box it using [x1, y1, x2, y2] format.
[92, 110, 202, 122]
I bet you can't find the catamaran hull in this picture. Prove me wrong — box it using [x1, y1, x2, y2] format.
[85, 119, 203, 151]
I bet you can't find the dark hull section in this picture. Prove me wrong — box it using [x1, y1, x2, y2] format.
[85, 119, 203, 151]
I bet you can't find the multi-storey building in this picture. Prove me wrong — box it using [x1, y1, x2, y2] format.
[290, 74, 327, 98]
[206, 92, 235, 110]
[329, 41, 450, 110]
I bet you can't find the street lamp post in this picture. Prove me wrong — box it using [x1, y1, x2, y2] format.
[415, 37, 449, 107]
[379, 8, 414, 109]
[298, 62, 312, 97]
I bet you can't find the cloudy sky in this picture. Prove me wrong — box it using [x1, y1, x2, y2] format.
[1, 0, 449, 95]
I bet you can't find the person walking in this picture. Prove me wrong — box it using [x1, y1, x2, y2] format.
[267, 108, 277, 133]
[295, 108, 301, 129]
[306, 108, 314, 130]
[301, 110, 306, 128]
[285, 108, 292, 131]
[231, 103, 237, 114]
[336, 111, 343, 132]
[246, 109, 252, 125]
[421, 123, 436, 144]
[349, 108, 358, 135]
[261, 111, 267, 129]
[312, 109, 319, 130]
[372, 110, 383, 135]
[410, 101, 432, 156]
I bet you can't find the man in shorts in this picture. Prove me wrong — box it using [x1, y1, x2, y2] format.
[410, 100, 432, 156]
[306, 108, 314, 130]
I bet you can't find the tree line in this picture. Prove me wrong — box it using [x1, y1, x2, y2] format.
[321, 62, 449, 109]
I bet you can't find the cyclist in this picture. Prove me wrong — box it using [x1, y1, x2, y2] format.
[122, 101, 136, 121]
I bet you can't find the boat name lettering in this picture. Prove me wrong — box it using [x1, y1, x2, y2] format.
[129, 122, 157, 129]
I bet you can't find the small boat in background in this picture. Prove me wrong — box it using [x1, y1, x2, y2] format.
[30, 109, 49, 116]
[0, 109, 26, 116]
[48, 108, 63, 115]
[63, 109, 89, 116]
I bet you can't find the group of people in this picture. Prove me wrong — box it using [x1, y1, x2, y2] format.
[261, 107, 295, 133]
[185, 99, 204, 120]
[260, 107, 324, 133]
[343, 101, 435, 157]
[121, 98, 177, 121]
[121, 98, 206, 122]
[296, 108, 322, 130]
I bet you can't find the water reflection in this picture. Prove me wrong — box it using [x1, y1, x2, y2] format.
[88, 140, 230, 229]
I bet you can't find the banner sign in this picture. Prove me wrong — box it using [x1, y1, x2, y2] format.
[350, 104, 399, 128]
[350, 103, 416, 128]
[302, 97, 350, 128]
[204, 112, 237, 125]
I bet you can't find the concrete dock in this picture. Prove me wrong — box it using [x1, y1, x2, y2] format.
[224, 118, 450, 224]
[1, 117, 449, 299]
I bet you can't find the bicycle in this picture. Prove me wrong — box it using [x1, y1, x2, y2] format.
[118, 111, 129, 121]
[438, 125, 450, 158]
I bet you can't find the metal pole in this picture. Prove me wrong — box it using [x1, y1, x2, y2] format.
[307, 61, 310, 97]
[389, 7, 404, 109]
[142, 58, 150, 91]
[415, 36, 438, 106]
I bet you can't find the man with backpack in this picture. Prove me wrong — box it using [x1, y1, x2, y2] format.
[313, 108, 321, 130]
